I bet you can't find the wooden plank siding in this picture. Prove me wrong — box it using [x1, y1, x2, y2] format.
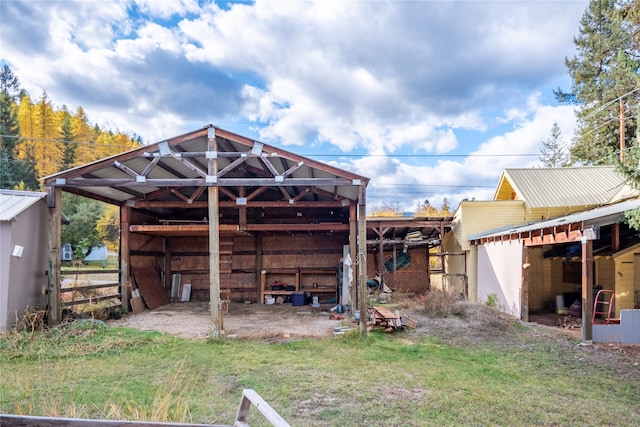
[453, 200, 525, 251]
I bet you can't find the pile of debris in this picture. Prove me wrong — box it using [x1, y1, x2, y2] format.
[368, 306, 417, 333]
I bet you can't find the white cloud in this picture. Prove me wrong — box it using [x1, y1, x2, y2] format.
[0, 0, 588, 207]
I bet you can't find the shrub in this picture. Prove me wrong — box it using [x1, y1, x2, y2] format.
[419, 289, 462, 317]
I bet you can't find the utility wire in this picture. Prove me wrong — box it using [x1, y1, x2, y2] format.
[0, 134, 541, 158]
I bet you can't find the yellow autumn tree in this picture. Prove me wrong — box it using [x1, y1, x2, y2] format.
[72, 106, 97, 166]
[96, 204, 120, 251]
[33, 91, 63, 177]
[15, 95, 39, 187]
[16, 91, 64, 180]
[112, 131, 139, 155]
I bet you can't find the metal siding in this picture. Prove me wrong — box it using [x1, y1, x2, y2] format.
[502, 167, 637, 209]
[0, 192, 46, 222]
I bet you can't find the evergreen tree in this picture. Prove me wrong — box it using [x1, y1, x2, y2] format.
[561, 0, 640, 164]
[0, 65, 26, 189]
[61, 193, 106, 260]
[59, 108, 76, 170]
[539, 122, 571, 167]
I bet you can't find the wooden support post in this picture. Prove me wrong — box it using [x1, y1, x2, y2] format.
[426, 245, 431, 291]
[208, 128, 222, 336]
[612, 222, 620, 253]
[581, 237, 593, 343]
[377, 222, 384, 282]
[255, 234, 262, 303]
[357, 185, 368, 337]
[349, 202, 357, 311]
[164, 236, 172, 292]
[47, 186, 62, 325]
[239, 186, 247, 230]
[120, 204, 130, 312]
[521, 244, 529, 322]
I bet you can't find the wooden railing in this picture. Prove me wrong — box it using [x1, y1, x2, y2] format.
[60, 269, 120, 307]
[0, 389, 290, 427]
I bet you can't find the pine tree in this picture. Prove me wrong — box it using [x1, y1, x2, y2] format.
[562, 0, 640, 164]
[59, 107, 76, 170]
[539, 122, 570, 167]
[0, 65, 28, 189]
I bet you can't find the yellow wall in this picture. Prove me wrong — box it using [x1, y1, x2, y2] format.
[612, 245, 640, 317]
[527, 247, 547, 310]
[526, 206, 594, 222]
[453, 200, 525, 251]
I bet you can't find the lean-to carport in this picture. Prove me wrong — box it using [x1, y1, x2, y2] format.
[44, 125, 370, 336]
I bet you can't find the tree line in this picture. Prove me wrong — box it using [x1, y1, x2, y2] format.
[0, 65, 141, 191]
[0, 65, 138, 258]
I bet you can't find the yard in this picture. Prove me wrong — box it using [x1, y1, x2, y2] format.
[1, 299, 639, 426]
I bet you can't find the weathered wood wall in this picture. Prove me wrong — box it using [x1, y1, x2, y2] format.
[368, 246, 430, 294]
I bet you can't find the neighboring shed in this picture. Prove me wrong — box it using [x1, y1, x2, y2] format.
[366, 216, 452, 294]
[469, 198, 640, 343]
[43, 126, 371, 335]
[0, 190, 49, 332]
[445, 166, 638, 309]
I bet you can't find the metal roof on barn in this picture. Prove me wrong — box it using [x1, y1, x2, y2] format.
[43, 125, 369, 218]
[0, 190, 46, 222]
[493, 166, 638, 209]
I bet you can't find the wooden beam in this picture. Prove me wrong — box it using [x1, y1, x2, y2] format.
[357, 185, 368, 337]
[581, 238, 593, 343]
[612, 222, 620, 252]
[239, 187, 247, 230]
[208, 128, 222, 336]
[57, 177, 357, 187]
[131, 200, 348, 209]
[349, 202, 357, 312]
[47, 186, 62, 325]
[120, 204, 131, 312]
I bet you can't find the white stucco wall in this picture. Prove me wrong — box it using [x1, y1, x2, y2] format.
[477, 240, 523, 317]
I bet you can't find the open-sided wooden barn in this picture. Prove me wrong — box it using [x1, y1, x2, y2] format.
[44, 126, 371, 334]
[43, 126, 451, 335]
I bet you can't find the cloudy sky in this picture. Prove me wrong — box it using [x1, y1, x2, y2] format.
[1, 0, 588, 212]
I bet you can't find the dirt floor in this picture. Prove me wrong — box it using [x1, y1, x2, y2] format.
[107, 300, 640, 377]
[108, 302, 347, 340]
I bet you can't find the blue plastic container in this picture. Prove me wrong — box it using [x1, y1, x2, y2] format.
[291, 292, 305, 306]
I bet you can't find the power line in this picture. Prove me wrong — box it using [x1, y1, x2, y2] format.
[1, 134, 541, 158]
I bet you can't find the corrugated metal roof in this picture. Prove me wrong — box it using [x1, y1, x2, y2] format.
[469, 198, 640, 241]
[0, 190, 46, 222]
[495, 166, 637, 208]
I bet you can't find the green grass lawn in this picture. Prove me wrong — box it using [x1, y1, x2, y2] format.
[1, 319, 638, 426]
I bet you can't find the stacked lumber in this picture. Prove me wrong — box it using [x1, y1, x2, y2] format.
[368, 306, 418, 332]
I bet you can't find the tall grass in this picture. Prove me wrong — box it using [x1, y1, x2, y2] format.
[1, 319, 638, 426]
